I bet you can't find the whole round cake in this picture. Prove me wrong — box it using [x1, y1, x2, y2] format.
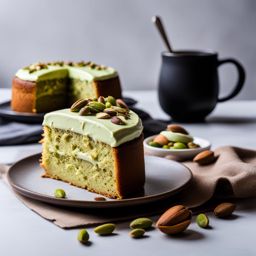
[11, 61, 122, 113]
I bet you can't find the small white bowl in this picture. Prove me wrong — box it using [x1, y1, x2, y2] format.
[144, 135, 211, 160]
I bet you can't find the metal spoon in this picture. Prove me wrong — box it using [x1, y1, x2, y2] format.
[152, 15, 173, 53]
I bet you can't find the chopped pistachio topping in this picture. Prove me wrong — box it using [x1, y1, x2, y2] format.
[24, 60, 108, 72]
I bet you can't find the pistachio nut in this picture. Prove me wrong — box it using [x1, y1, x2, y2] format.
[116, 99, 128, 109]
[111, 106, 128, 114]
[193, 150, 215, 165]
[168, 142, 174, 147]
[79, 106, 91, 116]
[196, 213, 209, 228]
[98, 96, 105, 104]
[188, 142, 200, 149]
[71, 99, 88, 112]
[214, 203, 236, 218]
[94, 223, 116, 235]
[130, 218, 153, 230]
[54, 188, 66, 199]
[106, 96, 116, 106]
[88, 101, 106, 112]
[105, 102, 112, 108]
[173, 142, 187, 149]
[88, 106, 100, 113]
[156, 205, 191, 235]
[160, 131, 193, 144]
[148, 141, 162, 147]
[96, 112, 111, 119]
[129, 228, 145, 238]
[153, 134, 169, 146]
[111, 116, 126, 125]
[77, 229, 89, 244]
[167, 124, 189, 135]
[104, 108, 117, 116]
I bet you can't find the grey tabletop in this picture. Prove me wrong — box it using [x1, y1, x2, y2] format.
[0, 89, 256, 256]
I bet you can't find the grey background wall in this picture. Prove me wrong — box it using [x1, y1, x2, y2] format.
[0, 0, 255, 99]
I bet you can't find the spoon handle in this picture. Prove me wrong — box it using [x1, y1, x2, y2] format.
[152, 15, 173, 53]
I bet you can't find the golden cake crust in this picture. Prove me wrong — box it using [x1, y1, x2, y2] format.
[11, 75, 122, 113]
[94, 76, 122, 99]
[11, 77, 36, 112]
[113, 134, 145, 198]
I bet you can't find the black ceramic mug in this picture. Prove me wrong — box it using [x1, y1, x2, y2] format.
[158, 50, 246, 122]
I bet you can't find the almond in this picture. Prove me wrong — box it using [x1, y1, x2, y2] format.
[156, 205, 191, 235]
[158, 220, 191, 235]
[153, 134, 169, 145]
[214, 203, 236, 218]
[193, 150, 215, 165]
[167, 124, 189, 135]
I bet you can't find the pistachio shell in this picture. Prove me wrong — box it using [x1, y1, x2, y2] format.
[96, 112, 111, 119]
[111, 106, 128, 114]
[79, 106, 91, 116]
[104, 108, 117, 116]
[98, 96, 105, 104]
[94, 223, 116, 235]
[70, 99, 88, 112]
[111, 116, 126, 125]
[116, 99, 128, 109]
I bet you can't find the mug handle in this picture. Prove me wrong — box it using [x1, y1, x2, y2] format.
[217, 58, 246, 102]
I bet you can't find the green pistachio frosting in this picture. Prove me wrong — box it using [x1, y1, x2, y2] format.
[43, 109, 143, 147]
[15, 62, 117, 82]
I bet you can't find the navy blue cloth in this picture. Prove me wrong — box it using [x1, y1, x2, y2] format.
[0, 118, 42, 145]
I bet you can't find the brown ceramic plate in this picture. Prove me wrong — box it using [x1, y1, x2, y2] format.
[7, 154, 192, 208]
[0, 101, 44, 123]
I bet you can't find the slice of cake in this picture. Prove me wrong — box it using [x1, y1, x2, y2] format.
[41, 96, 145, 199]
[11, 61, 122, 113]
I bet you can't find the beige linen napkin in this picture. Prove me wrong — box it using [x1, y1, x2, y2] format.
[1, 146, 256, 229]
[178, 146, 256, 207]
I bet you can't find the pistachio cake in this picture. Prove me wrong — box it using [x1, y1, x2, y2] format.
[41, 97, 145, 199]
[11, 61, 122, 113]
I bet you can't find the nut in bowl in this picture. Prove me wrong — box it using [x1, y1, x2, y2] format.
[143, 124, 211, 161]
